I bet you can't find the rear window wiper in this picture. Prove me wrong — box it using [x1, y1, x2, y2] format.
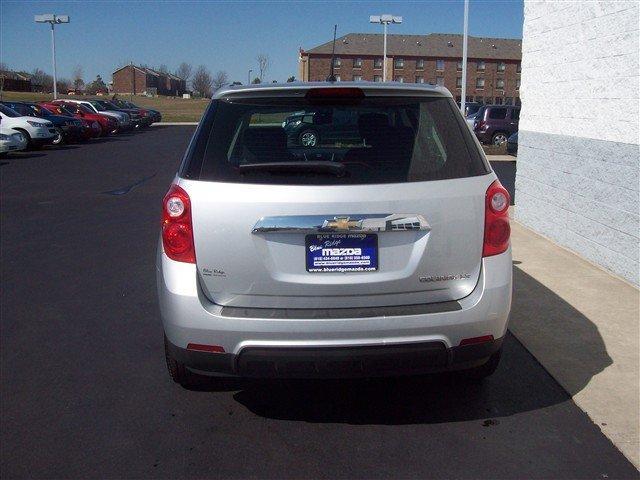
[238, 161, 346, 177]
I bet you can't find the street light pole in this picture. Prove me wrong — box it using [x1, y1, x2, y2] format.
[50, 23, 57, 99]
[35, 14, 69, 100]
[248, 69, 252, 85]
[370, 14, 402, 82]
[461, 0, 469, 114]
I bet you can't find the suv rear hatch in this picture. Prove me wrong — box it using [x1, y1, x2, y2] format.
[180, 85, 492, 309]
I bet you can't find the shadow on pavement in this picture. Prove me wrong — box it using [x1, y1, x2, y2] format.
[184, 267, 611, 426]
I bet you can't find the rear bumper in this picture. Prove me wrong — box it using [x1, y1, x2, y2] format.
[158, 244, 512, 378]
[474, 130, 492, 144]
[167, 335, 504, 378]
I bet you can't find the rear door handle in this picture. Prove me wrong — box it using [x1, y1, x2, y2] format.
[252, 214, 430, 234]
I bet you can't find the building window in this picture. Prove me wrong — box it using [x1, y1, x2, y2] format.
[333, 57, 341, 68]
[394, 58, 404, 69]
[436, 76, 444, 87]
[417, 58, 425, 70]
[516, 62, 521, 73]
[373, 75, 382, 82]
[436, 59, 445, 71]
[497, 62, 506, 72]
[476, 60, 485, 71]
[353, 75, 362, 81]
[476, 77, 485, 89]
[353, 58, 362, 69]
[394, 75, 404, 83]
[374, 58, 383, 69]
[456, 77, 462, 88]
[474, 96, 484, 103]
[494, 97, 503, 105]
[505, 97, 513, 105]
[457, 60, 463, 71]
[516, 78, 521, 90]
[496, 78, 505, 90]
[415, 76, 424, 83]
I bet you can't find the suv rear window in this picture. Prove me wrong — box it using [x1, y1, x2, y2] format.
[488, 107, 508, 119]
[183, 94, 488, 185]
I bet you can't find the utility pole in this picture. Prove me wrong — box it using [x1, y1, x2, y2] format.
[248, 69, 252, 85]
[35, 14, 70, 99]
[461, 0, 469, 114]
[370, 14, 402, 82]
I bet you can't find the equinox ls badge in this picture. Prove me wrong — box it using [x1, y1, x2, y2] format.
[322, 216, 363, 231]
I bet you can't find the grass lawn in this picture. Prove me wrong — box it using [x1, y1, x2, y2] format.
[0, 91, 208, 122]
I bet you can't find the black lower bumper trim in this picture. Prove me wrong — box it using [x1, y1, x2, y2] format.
[167, 336, 503, 379]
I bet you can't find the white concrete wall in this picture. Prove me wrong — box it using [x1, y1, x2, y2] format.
[516, 0, 640, 285]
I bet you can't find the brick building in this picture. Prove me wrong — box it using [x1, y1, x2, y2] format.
[0, 70, 40, 92]
[299, 33, 522, 105]
[112, 65, 186, 96]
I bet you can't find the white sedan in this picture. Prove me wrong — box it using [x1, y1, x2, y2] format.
[0, 127, 28, 155]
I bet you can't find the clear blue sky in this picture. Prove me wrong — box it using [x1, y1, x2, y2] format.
[1, 0, 523, 84]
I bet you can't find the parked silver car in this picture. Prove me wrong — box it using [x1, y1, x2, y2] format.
[158, 82, 512, 386]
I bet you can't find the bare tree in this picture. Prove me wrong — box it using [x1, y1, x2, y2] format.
[251, 77, 261, 84]
[192, 65, 213, 97]
[175, 62, 192, 85]
[158, 64, 169, 74]
[32, 68, 53, 92]
[57, 78, 72, 94]
[256, 53, 270, 81]
[286, 76, 296, 82]
[72, 65, 84, 91]
[0, 62, 8, 72]
[212, 70, 229, 91]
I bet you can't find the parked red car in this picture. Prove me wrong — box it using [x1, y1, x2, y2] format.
[50, 100, 119, 136]
[39, 102, 101, 140]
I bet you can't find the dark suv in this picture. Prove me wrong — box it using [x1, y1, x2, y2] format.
[473, 105, 520, 146]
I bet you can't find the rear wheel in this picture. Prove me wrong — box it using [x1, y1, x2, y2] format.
[460, 348, 502, 381]
[491, 132, 508, 146]
[164, 335, 197, 388]
[299, 129, 319, 147]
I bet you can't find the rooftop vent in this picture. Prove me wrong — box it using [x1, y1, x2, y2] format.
[342, 38, 349, 44]
[447, 41, 453, 46]
[416, 41, 422, 46]
[492, 44, 497, 49]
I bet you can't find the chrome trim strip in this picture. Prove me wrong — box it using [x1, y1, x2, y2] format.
[252, 214, 430, 234]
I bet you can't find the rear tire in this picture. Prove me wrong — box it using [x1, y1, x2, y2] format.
[460, 348, 502, 381]
[164, 335, 197, 387]
[491, 132, 508, 146]
[299, 129, 319, 147]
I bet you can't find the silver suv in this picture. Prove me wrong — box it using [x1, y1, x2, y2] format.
[158, 83, 512, 387]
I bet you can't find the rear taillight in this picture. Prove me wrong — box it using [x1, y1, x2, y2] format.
[483, 180, 510, 257]
[162, 184, 195, 263]
[475, 120, 486, 131]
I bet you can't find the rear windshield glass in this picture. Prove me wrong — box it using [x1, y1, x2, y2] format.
[488, 107, 508, 119]
[186, 95, 487, 185]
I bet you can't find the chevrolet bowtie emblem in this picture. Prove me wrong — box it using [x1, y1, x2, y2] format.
[322, 216, 363, 230]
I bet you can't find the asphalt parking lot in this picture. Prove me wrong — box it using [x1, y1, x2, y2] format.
[1, 126, 637, 479]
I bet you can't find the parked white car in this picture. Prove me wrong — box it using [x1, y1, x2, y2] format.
[64, 99, 132, 131]
[0, 125, 28, 155]
[0, 104, 56, 149]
